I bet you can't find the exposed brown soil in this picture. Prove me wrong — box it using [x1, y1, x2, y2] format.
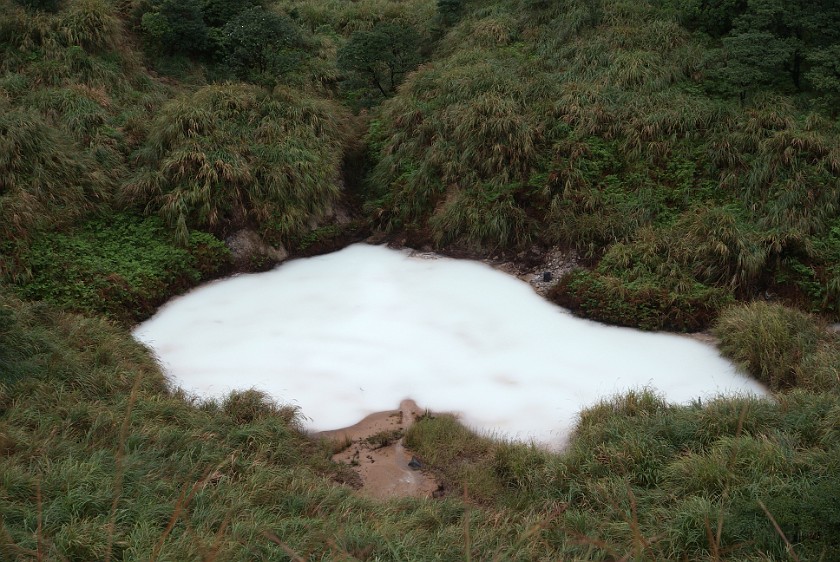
[317, 400, 442, 500]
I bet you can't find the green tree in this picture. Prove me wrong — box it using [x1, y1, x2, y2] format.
[141, 0, 209, 56]
[717, 30, 794, 100]
[337, 22, 421, 99]
[222, 7, 305, 80]
[721, 0, 840, 92]
[807, 45, 840, 116]
[678, 0, 747, 37]
[202, 0, 260, 27]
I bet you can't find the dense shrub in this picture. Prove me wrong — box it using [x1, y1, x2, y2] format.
[140, 0, 209, 56]
[222, 7, 307, 82]
[337, 21, 421, 101]
[124, 83, 350, 243]
[0, 108, 110, 247]
[549, 268, 732, 332]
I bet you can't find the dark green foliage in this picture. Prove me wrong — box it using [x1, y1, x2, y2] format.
[338, 21, 421, 99]
[13, 0, 60, 12]
[716, 30, 796, 97]
[8, 214, 231, 323]
[706, 0, 840, 98]
[549, 268, 732, 331]
[807, 45, 840, 115]
[676, 0, 747, 37]
[141, 0, 209, 55]
[222, 7, 306, 81]
[202, 0, 260, 27]
[437, 0, 463, 26]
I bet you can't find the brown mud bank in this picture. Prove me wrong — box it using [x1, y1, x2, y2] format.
[317, 400, 443, 500]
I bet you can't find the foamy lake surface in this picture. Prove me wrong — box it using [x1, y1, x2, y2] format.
[133, 244, 768, 448]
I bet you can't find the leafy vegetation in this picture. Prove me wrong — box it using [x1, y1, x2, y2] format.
[337, 21, 422, 105]
[8, 214, 230, 323]
[222, 7, 308, 83]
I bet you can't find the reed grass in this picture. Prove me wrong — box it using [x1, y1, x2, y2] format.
[0, 108, 111, 246]
[715, 302, 840, 393]
[124, 83, 350, 243]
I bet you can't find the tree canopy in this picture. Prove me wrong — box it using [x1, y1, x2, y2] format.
[337, 22, 421, 99]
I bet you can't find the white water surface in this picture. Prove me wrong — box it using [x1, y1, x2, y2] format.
[133, 244, 767, 448]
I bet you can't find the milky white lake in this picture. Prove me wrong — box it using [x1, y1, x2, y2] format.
[133, 244, 767, 448]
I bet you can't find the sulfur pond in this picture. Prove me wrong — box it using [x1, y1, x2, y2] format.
[133, 244, 767, 448]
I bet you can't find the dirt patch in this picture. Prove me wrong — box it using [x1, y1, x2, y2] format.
[317, 400, 443, 500]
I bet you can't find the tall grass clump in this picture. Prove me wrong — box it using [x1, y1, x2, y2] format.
[366, 48, 555, 249]
[0, 0, 126, 61]
[124, 83, 351, 243]
[430, 184, 531, 250]
[715, 301, 839, 392]
[0, 108, 110, 249]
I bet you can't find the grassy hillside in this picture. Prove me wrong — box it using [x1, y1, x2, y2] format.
[2, 0, 840, 559]
[366, 0, 840, 329]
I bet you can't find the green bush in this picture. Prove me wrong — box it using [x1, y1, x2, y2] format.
[140, 0, 209, 56]
[337, 21, 421, 101]
[714, 302, 836, 391]
[124, 83, 349, 243]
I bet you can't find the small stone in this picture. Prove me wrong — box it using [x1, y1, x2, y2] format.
[408, 456, 422, 470]
[542, 271, 553, 282]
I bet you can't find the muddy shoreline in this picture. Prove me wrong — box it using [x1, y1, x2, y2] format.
[317, 400, 442, 500]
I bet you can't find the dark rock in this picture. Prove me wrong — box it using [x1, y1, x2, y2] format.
[225, 229, 288, 270]
[408, 456, 422, 470]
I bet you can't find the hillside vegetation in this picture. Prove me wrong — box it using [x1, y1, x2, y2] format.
[1, 0, 840, 559]
[367, 0, 840, 329]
